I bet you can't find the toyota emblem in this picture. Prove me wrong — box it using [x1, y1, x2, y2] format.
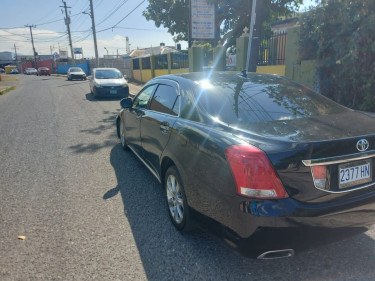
[356, 139, 369, 152]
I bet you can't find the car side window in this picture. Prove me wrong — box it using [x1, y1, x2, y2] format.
[149, 84, 179, 116]
[133, 85, 157, 109]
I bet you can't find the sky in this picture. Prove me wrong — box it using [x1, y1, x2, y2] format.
[0, 0, 318, 58]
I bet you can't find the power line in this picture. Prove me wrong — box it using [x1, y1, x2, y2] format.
[116, 26, 166, 32]
[94, 0, 105, 10]
[96, 0, 146, 33]
[36, 12, 82, 26]
[96, 0, 129, 27]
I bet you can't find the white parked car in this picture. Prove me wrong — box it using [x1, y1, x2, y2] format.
[24, 68, 37, 75]
[67, 67, 87, 80]
[89, 68, 129, 98]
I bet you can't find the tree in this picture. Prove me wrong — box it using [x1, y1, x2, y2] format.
[143, 0, 304, 49]
[300, 0, 375, 111]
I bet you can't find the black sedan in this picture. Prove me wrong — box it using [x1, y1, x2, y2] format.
[116, 72, 375, 258]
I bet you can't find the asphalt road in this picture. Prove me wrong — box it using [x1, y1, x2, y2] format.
[1, 75, 375, 281]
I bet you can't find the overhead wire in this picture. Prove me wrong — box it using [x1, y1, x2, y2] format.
[96, 0, 146, 33]
[94, 0, 105, 10]
[96, 0, 129, 27]
[32, 0, 61, 25]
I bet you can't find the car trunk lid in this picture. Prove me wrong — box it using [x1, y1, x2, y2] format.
[232, 111, 375, 203]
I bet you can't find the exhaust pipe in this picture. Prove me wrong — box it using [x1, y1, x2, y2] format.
[257, 249, 295, 260]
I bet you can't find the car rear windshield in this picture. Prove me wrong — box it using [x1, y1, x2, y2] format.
[95, 69, 122, 79]
[196, 75, 348, 125]
[70, 68, 82, 72]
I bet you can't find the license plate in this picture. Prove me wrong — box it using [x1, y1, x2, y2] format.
[110, 90, 117, 94]
[339, 159, 372, 188]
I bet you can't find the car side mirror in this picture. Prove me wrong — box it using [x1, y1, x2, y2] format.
[123, 74, 128, 79]
[120, 98, 132, 108]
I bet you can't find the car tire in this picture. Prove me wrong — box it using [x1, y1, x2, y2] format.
[164, 166, 194, 232]
[118, 118, 129, 150]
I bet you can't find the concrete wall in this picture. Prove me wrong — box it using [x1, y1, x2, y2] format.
[285, 26, 318, 90]
[142, 69, 153, 82]
[133, 70, 142, 82]
[155, 69, 169, 77]
[170, 68, 189, 74]
[132, 53, 189, 83]
[256, 65, 286, 76]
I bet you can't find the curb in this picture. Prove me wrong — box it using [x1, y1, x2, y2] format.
[0, 86, 16, 95]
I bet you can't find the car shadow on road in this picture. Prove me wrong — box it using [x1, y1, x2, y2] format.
[85, 93, 124, 102]
[105, 144, 375, 280]
[57, 81, 88, 87]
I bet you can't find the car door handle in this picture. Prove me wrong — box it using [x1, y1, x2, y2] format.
[160, 122, 170, 134]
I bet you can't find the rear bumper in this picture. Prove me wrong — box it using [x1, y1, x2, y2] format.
[218, 192, 375, 256]
[93, 86, 129, 98]
[234, 191, 375, 237]
[69, 74, 86, 80]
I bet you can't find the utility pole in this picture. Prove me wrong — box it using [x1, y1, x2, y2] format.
[14, 44, 18, 71]
[60, 1, 75, 66]
[14, 44, 17, 61]
[246, 0, 264, 72]
[246, 0, 256, 72]
[89, 0, 99, 67]
[25, 24, 38, 68]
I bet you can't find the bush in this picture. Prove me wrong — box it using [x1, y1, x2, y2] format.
[300, 0, 375, 111]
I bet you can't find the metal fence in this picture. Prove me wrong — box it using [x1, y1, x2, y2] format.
[171, 53, 189, 69]
[155, 54, 168, 69]
[257, 31, 287, 66]
[89, 58, 132, 79]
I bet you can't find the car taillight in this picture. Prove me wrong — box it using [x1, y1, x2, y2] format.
[311, 165, 327, 189]
[225, 144, 288, 199]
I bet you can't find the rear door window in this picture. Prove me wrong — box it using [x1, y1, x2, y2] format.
[149, 84, 179, 116]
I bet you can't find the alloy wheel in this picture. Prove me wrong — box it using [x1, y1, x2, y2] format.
[166, 174, 184, 224]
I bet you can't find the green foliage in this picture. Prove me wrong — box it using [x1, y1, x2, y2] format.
[300, 0, 375, 111]
[143, 0, 303, 48]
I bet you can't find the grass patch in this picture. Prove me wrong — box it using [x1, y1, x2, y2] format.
[0, 75, 18, 82]
[0, 86, 16, 95]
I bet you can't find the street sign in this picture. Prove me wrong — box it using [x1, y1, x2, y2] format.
[191, 0, 215, 40]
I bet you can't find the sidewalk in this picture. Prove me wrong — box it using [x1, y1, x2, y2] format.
[127, 80, 144, 96]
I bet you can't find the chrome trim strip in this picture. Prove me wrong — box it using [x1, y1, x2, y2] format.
[311, 175, 375, 194]
[257, 249, 295, 260]
[302, 150, 375, 166]
[128, 145, 161, 183]
[310, 162, 375, 194]
[304, 150, 375, 193]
